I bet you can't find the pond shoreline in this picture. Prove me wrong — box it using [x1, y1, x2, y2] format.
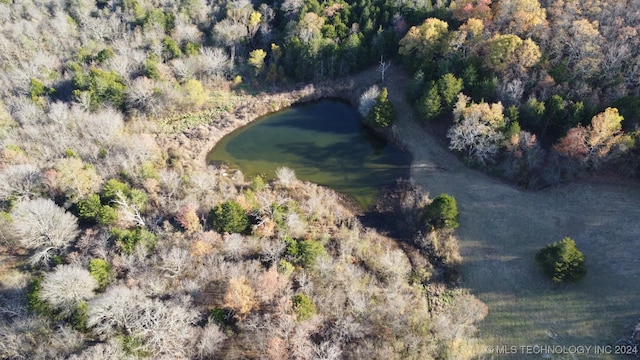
[156, 72, 384, 175]
[156, 65, 405, 216]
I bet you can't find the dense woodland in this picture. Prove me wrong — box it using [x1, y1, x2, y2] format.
[0, 0, 639, 358]
[395, 0, 640, 188]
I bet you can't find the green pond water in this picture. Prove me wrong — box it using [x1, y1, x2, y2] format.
[207, 98, 411, 209]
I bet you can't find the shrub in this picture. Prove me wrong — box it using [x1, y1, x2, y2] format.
[183, 79, 208, 108]
[102, 179, 131, 202]
[297, 239, 326, 267]
[285, 237, 326, 267]
[284, 236, 299, 258]
[144, 58, 162, 80]
[29, 79, 53, 103]
[292, 293, 316, 321]
[77, 193, 119, 226]
[111, 227, 157, 254]
[424, 193, 459, 230]
[251, 175, 265, 192]
[183, 41, 201, 56]
[72, 301, 90, 331]
[64, 149, 78, 158]
[72, 68, 127, 109]
[27, 277, 51, 316]
[53, 157, 102, 202]
[29, 78, 47, 101]
[77, 193, 103, 222]
[248, 49, 267, 74]
[277, 259, 295, 276]
[95, 48, 114, 63]
[209, 307, 233, 325]
[535, 237, 586, 283]
[163, 37, 182, 60]
[89, 259, 112, 290]
[97, 205, 118, 226]
[209, 200, 250, 234]
[437, 73, 464, 110]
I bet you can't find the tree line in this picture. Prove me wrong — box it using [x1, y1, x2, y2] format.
[398, 0, 640, 187]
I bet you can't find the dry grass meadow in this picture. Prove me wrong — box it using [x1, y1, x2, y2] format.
[381, 65, 640, 359]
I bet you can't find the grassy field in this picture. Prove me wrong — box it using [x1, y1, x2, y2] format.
[380, 64, 640, 360]
[457, 181, 640, 360]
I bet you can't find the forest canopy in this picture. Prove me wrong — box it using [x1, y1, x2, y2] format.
[0, 0, 639, 358]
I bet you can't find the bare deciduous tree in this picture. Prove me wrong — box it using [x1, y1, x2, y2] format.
[157, 247, 191, 278]
[87, 285, 143, 338]
[0, 317, 84, 360]
[222, 233, 246, 261]
[313, 340, 342, 360]
[88, 286, 201, 357]
[285, 212, 306, 238]
[11, 198, 80, 266]
[40, 264, 97, 316]
[0, 164, 42, 202]
[256, 266, 289, 304]
[213, 19, 247, 64]
[197, 47, 231, 80]
[67, 339, 135, 360]
[112, 191, 145, 227]
[275, 167, 297, 188]
[125, 77, 163, 116]
[358, 85, 380, 117]
[447, 94, 505, 165]
[195, 322, 226, 359]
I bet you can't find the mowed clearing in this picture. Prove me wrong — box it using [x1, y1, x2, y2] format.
[382, 65, 640, 359]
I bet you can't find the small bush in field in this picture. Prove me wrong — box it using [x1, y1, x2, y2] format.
[536, 237, 586, 283]
[424, 193, 459, 230]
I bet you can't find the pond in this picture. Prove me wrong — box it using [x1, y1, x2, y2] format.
[206, 98, 412, 209]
